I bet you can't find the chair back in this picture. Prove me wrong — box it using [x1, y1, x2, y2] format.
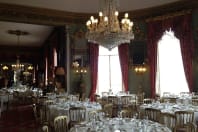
[69, 107, 86, 129]
[108, 96, 118, 105]
[70, 94, 80, 101]
[162, 97, 177, 103]
[69, 107, 86, 122]
[42, 125, 49, 132]
[119, 109, 131, 118]
[45, 100, 54, 123]
[145, 108, 161, 122]
[161, 112, 176, 131]
[143, 98, 153, 104]
[32, 104, 38, 121]
[175, 111, 194, 130]
[136, 92, 144, 105]
[88, 110, 98, 121]
[103, 103, 113, 118]
[192, 99, 198, 106]
[54, 115, 68, 132]
[121, 96, 132, 105]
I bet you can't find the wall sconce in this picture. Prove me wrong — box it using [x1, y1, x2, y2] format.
[134, 64, 147, 74]
[75, 67, 87, 73]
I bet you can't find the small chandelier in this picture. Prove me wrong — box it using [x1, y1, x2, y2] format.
[72, 61, 87, 74]
[86, 0, 134, 50]
[8, 30, 29, 71]
[2, 65, 8, 70]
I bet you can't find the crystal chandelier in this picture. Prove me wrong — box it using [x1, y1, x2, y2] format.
[86, 0, 134, 50]
[8, 30, 29, 71]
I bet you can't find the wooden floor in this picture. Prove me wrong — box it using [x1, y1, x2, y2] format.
[0, 102, 42, 132]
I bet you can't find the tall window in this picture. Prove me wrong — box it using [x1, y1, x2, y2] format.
[97, 46, 123, 95]
[53, 48, 57, 67]
[156, 30, 189, 96]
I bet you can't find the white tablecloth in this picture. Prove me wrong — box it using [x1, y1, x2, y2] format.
[70, 118, 171, 132]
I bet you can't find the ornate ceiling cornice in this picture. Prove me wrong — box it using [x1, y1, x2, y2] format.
[0, 1, 197, 25]
[0, 2, 92, 26]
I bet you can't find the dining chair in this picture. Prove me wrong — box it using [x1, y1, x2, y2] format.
[42, 125, 49, 132]
[119, 109, 131, 118]
[71, 94, 80, 101]
[54, 115, 68, 132]
[192, 99, 198, 106]
[108, 96, 118, 104]
[163, 92, 171, 97]
[32, 103, 39, 122]
[174, 110, 194, 132]
[88, 110, 98, 121]
[44, 100, 54, 124]
[122, 100, 138, 118]
[108, 96, 118, 117]
[94, 94, 101, 102]
[143, 98, 153, 104]
[101, 92, 109, 97]
[180, 92, 190, 97]
[162, 97, 177, 103]
[103, 103, 113, 118]
[185, 122, 197, 132]
[144, 108, 161, 122]
[121, 96, 132, 105]
[68, 106, 86, 129]
[136, 92, 145, 105]
[160, 112, 176, 131]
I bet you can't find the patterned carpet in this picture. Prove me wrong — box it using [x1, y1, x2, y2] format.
[0, 104, 41, 132]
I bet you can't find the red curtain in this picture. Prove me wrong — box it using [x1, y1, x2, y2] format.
[147, 21, 163, 98]
[89, 43, 99, 101]
[118, 44, 129, 92]
[147, 13, 194, 97]
[172, 14, 194, 92]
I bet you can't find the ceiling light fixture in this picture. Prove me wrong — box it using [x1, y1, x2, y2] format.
[86, 0, 134, 50]
[7, 30, 29, 70]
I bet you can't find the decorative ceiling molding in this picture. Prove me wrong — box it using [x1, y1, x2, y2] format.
[127, 0, 198, 20]
[0, 1, 197, 25]
[0, 3, 90, 26]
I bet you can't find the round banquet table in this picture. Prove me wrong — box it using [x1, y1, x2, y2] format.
[69, 118, 171, 132]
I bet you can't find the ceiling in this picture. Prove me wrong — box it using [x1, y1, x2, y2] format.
[0, 0, 180, 13]
[0, 0, 182, 47]
[0, 21, 53, 47]
[0, 0, 195, 64]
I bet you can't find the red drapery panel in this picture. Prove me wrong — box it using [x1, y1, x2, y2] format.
[147, 21, 163, 98]
[89, 43, 99, 101]
[172, 14, 194, 92]
[118, 44, 129, 92]
[147, 13, 194, 97]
